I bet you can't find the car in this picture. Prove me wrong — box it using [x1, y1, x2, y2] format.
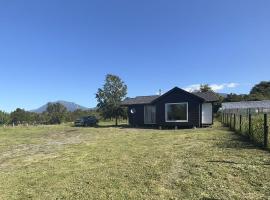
[74, 116, 98, 127]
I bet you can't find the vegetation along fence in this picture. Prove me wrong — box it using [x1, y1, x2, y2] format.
[221, 112, 269, 149]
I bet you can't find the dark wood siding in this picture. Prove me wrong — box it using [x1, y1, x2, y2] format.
[154, 90, 202, 127]
[128, 105, 145, 126]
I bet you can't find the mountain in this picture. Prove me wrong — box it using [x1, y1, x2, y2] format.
[30, 101, 91, 113]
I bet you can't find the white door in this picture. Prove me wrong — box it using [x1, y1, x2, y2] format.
[202, 103, 212, 124]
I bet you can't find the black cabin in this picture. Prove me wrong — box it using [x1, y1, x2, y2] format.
[121, 87, 219, 128]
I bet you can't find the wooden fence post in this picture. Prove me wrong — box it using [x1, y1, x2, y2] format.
[239, 115, 242, 133]
[228, 113, 232, 128]
[264, 114, 269, 149]
[233, 114, 236, 130]
[249, 114, 252, 138]
[230, 114, 232, 129]
[221, 113, 223, 123]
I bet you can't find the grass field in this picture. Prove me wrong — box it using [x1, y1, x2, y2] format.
[0, 122, 270, 199]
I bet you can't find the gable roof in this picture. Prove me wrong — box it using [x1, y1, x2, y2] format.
[121, 95, 160, 105]
[192, 91, 219, 102]
[121, 87, 219, 106]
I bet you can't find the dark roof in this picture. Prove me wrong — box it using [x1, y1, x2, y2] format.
[192, 91, 219, 102]
[121, 88, 219, 106]
[121, 95, 159, 105]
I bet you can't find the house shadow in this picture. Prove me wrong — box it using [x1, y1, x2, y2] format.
[215, 130, 264, 150]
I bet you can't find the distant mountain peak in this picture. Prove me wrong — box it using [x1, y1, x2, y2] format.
[30, 100, 90, 113]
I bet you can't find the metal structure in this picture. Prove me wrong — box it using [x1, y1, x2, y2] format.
[221, 100, 270, 115]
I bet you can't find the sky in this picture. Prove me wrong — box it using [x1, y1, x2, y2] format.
[0, 0, 270, 112]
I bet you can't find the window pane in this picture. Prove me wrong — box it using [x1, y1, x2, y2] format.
[167, 104, 187, 121]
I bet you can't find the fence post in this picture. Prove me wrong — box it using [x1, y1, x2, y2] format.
[264, 114, 269, 149]
[230, 114, 232, 129]
[228, 114, 230, 128]
[249, 114, 252, 139]
[239, 115, 242, 133]
[221, 113, 223, 123]
[233, 114, 236, 130]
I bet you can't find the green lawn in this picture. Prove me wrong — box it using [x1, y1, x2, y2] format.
[0, 123, 270, 199]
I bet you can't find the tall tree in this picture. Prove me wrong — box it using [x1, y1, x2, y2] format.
[199, 84, 213, 92]
[249, 81, 270, 100]
[96, 74, 127, 126]
[46, 103, 67, 124]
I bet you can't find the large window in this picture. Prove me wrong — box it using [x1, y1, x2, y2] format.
[144, 105, 156, 124]
[165, 103, 188, 122]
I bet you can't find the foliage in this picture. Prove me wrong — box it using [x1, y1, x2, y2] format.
[250, 81, 270, 99]
[199, 84, 213, 92]
[96, 74, 127, 126]
[221, 81, 270, 104]
[223, 93, 250, 102]
[66, 109, 100, 122]
[0, 111, 10, 125]
[45, 103, 68, 124]
[6, 107, 99, 126]
[10, 108, 32, 124]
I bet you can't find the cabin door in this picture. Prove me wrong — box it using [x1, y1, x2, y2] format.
[202, 103, 212, 124]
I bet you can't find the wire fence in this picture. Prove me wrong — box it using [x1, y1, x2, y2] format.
[221, 112, 269, 149]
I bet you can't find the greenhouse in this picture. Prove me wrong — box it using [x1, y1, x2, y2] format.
[221, 100, 270, 115]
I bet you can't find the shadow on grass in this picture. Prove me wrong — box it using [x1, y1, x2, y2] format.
[215, 127, 266, 151]
[95, 124, 130, 129]
[206, 160, 270, 166]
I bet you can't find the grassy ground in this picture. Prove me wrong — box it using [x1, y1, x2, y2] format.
[0, 122, 270, 199]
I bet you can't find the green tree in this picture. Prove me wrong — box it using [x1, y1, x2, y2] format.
[224, 93, 249, 102]
[96, 74, 127, 126]
[249, 81, 270, 100]
[67, 109, 100, 122]
[0, 111, 10, 125]
[10, 108, 30, 125]
[199, 84, 213, 92]
[46, 103, 67, 124]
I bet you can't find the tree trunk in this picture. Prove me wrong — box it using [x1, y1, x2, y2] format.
[115, 117, 118, 126]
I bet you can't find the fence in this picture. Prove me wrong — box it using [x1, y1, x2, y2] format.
[221, 112, 269, 149]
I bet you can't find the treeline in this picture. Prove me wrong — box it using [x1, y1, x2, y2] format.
[200, 81, 270, 114]
[224, 81, 270, 102]
[0, 103, 99, 126]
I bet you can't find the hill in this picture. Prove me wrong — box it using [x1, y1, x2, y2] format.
[30, 100, 90, 113]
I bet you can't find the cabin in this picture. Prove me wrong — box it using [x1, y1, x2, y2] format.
[121, 87, 219, 128]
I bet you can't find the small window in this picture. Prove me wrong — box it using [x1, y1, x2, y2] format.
[165, 103, 188, 122]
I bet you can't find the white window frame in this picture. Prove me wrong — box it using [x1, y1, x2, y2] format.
[165, 102, 188, 122]
[144, 105, 156, 124]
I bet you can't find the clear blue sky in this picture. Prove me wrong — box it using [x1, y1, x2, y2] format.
[1, 0, 270, 112]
